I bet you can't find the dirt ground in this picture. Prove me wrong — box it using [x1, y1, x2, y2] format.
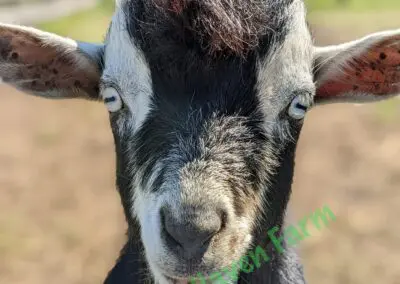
[1, 17, 400, 284]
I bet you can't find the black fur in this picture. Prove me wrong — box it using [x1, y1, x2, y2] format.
[126, 0, 294, 58]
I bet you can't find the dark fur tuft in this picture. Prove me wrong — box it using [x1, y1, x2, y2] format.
[166, 0, 187, 14]
[146, 0, 272, 56]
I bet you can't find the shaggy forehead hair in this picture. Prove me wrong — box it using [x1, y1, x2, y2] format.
[124, 0, 295, 57]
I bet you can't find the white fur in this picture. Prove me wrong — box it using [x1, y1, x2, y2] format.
[102, 10, 164, 280]
[133, 164, 177, 283]
[256, 0, 314, 137]
[102, 10, 163, 280]
[102, 8, 153, 131]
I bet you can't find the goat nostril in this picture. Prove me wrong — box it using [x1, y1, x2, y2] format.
[202, 231, 217, 247]
[219, 210, 228, 232]
[164, 226, 184, 249]
[160, 207, 183, 248]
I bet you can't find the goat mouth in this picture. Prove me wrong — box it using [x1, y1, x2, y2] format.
[164, 275, 190, 284]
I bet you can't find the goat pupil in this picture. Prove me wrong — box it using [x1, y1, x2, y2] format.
[105, 97, 116, 103]
[295, 103, 307, 111]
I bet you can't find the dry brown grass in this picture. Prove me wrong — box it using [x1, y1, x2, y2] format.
[0, 92, 126, 284]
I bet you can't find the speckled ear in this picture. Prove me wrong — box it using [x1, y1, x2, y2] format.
[0, 23, 103, 100]
[313, 29, 400, 104]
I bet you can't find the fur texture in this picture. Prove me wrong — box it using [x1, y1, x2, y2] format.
[127, 0, 293, 57]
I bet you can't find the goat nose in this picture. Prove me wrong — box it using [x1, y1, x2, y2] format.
[161, 207, 222, 259]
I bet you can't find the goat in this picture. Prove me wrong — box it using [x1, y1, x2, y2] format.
[0, 0, 399, 283]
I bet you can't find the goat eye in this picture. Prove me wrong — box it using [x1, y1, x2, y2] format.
[288, 95, 311, 120]
[102, 87, 122, 112]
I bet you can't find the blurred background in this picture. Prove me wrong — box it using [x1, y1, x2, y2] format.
[0, 0, 400, 283]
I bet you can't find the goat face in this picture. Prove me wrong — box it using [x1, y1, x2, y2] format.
[103, 0, 314, 281]
[1, 0, 400, 282]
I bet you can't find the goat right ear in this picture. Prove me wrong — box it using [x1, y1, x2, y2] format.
[313, 29, 400, 105]
[0, 23, 104, 100]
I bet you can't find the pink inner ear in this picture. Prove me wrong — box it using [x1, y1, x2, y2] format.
[317, 37, 400, 98]
[0, 26, 100, 98]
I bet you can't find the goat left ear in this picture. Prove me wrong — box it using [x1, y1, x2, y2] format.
[0, 23, 103, 100]
[313, 29, 400, 105]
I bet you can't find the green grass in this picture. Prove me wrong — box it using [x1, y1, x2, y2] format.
[375, 99, 400, 123]
[305, 0, 400, 11]
[38, 0, 113, 42]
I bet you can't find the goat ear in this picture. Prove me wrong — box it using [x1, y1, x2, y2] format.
[313, 29, 400, 105]
[0, 23, 103, 100]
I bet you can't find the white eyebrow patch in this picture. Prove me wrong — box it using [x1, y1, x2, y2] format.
[102, 6, 153, 130]
[256, 0, 314, 122]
